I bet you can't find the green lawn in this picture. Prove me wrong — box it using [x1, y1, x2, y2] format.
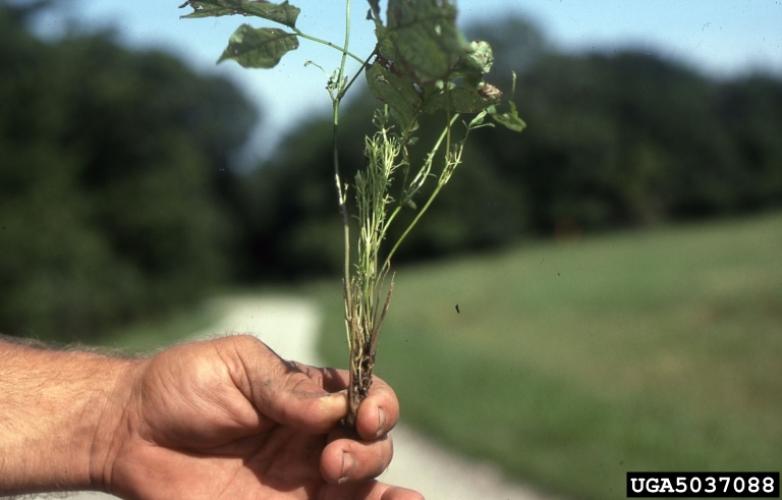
[313, 212, 782, 499]
[93, 299, 219, 353]
[92, 287, 291, 353]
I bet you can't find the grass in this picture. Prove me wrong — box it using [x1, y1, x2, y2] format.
[91, 286, 298, 353]
[312, 212, 782, 499]
[93, 299, 219, 353]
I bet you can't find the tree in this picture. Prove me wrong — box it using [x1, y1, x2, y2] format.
[0, 3, 257, 340]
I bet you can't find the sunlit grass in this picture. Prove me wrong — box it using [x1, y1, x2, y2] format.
[94, 299, 219, 354]
[314, 212, 782, 499]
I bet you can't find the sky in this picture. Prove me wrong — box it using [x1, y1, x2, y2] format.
[35, 0, 782, 158]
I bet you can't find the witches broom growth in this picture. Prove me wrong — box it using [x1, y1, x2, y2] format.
[180, 0, 525, 427]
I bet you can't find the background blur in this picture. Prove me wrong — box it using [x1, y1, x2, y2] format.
[1, 1, 781, 498]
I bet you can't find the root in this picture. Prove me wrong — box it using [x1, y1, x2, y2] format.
[345, 343, 376, 428]
[343, 275, 393, 430]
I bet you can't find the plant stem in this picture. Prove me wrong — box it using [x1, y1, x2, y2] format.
[338, 49, 376, 100]
[294, 29, 364, 64]
[335, 0, 351, 86]
[381, 114, 460, 270]
[380, 116, 458, 237]
[384, 183, 443, 270]
[330, 0, 355, 352]
[332, 100, 352, 350]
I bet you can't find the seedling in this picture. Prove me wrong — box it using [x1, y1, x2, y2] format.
[180, 0, 524, 428]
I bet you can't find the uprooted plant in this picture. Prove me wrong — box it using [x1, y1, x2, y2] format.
[180, 0, 525, 428]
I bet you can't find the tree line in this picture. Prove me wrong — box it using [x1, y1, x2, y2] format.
[1, 4, 780, 340]
[240, 18, 782, 277]
[0, 2, 255, 340]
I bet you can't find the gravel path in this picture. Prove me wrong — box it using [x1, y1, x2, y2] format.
[28, 296, 552, 500]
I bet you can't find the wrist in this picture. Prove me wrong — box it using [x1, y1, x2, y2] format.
[88, 355, 147, 493]
[0, 344, 144, 495]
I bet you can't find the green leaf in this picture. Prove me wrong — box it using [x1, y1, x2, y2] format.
[383, 0, 465, 82]
[423, 84, 488, 114]
[374, 25, 397, 61]
[218, 25, 299, 69]
[489, 100, 526, 133]
[461, 40, 493, 75]
[488, 72, 525, 132]
[180, 0, 300, 28]
[422, 80, 502, 115]
[366, 62, 422, 131]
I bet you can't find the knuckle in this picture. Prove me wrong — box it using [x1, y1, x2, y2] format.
[232, 333, 260, 346]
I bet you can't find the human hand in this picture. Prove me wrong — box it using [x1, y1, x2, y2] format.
[95, 335, 421, 500]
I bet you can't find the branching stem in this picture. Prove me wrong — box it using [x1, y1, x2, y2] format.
[381, 114, 460, 270]
[339, 49, 376, 100]
[294, 29, 364, 64]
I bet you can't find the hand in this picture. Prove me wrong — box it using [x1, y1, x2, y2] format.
[96, 335, 421, 500]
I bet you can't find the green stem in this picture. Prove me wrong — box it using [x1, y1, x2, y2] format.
[331, 0, 354, 349]
[294, 29, 364, 64]
[381, 114, 460, 271]
[336, 0, 352, 85]
[382, 206, 403, 240]
[333, 100, 351, 317]
[380, 115, 458, 238]
[383, 182, 444, 272]
[338, 49, 376, 100]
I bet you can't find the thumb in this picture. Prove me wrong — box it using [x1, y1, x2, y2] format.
[262, 366, 348, 433]
[233, 336, 348, 433]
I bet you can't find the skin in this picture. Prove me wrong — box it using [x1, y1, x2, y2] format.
[0, 335, 423, 500]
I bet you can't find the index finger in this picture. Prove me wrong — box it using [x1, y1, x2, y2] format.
[301, 364, 400, 441]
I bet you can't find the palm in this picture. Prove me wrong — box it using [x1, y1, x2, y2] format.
[116, 426, 330, 499]
[106, 337, 414, 500]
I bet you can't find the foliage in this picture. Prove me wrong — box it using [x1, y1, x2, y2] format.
[0, 3, 256, 340]
[234, 17, 782, 278]
[219, 25, 299, 68]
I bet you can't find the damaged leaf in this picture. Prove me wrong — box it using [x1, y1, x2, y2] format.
[181, 0, 300, 29]
[218, 25, 299, 68]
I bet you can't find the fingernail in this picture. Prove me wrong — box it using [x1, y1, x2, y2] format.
[376, 408, 387, 438]
[339, 452, 355, 483]
[321, 391, 348, 412]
